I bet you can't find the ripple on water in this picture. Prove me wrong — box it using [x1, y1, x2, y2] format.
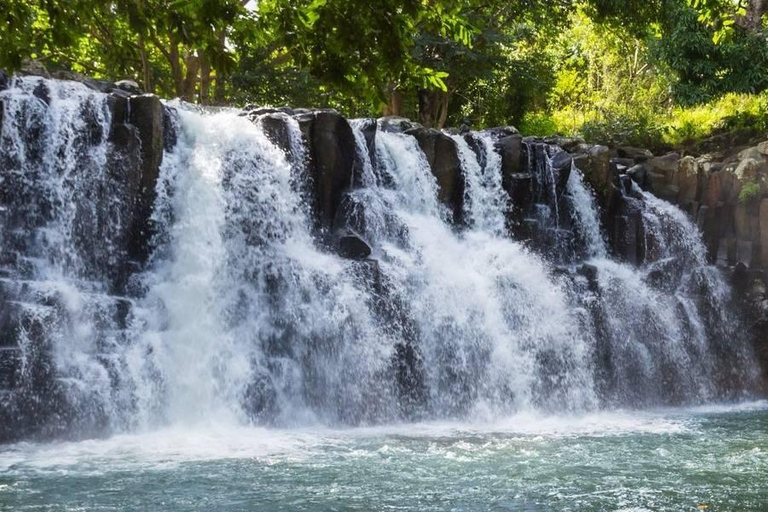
[1, 404, 767, 511]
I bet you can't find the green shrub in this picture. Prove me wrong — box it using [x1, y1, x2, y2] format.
[519, 111, 559, 136]
[579, 109, 667, 150]
[739, 181, 762, 205]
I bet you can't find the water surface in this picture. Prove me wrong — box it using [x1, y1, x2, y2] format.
[2, 402, 767, 511]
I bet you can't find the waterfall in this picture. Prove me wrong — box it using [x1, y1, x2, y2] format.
[566, 161, 607, 258]
[0, 77, 129, 437]
[0, 77, 760, 441]
[451, 132, 508, 235]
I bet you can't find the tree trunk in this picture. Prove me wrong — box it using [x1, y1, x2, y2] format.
[169, 40, 184, 99]
[182, 51, 200, 102]
[382, 84, 403, 116]
[738, 0, 766, 30]
[199, 54, 211, 105]
[137, 33, 152, 93]
[746, 0, 766, 30]
[212, 31, 227, 105]
[418, 89, 450, 129]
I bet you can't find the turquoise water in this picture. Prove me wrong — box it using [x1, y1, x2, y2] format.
[2, 403, 767, 511]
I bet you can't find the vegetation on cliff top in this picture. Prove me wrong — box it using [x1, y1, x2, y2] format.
[2, 0, 768, 148]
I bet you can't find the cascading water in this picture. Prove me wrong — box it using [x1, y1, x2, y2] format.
[451, 132, 508, 235]
[563, 172, 759, 406]
[0, 77, 139, 439]
[0, 76, 761, 442]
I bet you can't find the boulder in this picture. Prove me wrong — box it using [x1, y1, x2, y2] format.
[485, 126, 519, 137]
[737, 146, 763, 163]
[677, 156, 700, 204]
[497, 134, 523, 191]
[617, 146, 653, 162]
[337, 231, 372, 259]
[735, 158, 759, 182]
[255, 112, 293, 156]
[0, 70, 8, 91]
[378, 116, 420, 133]
[407, 127, 465, 223]
[551, 150, 573, 193]
[645, 152, 680, 202]
[543, 135, 585, 152]
[627, 164, 649, 189]
[114, 80, 142, 95]
[83, 79, 114, 94]
[757, 140, 768, 156]
[580, 145, 611, 196]
[20, 59, 50, 78]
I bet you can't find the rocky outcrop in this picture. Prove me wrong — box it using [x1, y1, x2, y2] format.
[407, 127, 465, 223]
[337, 230, 372, 259]
[569, 139, 768, 269]
[297, 110, 357, 232]
[127, 95, 165, 264]
[0, 74, 171, 442]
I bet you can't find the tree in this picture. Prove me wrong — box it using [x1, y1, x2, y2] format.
[0, 0, 251, 102]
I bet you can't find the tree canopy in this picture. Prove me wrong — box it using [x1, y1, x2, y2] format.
[2, 0, 767, 139]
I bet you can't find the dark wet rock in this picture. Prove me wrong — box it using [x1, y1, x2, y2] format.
[337, 230, 372, 259]
[126, 94, 164, 264]
[114, 80, 142, 95]
[579, 145, 611, 197]
[485, 126, 519, 138]
[577, 263, 600, 293]
[551, 150, 574, 191]
[407, 127, 465, 223]
[0, 70, 8, 91]
[352, 118, 378, 187]
[297, 110, 356, 232]
[32, 80, 50, 105]
[107, 94, 129, 125]
[617, 146, 653, 162]
[378, 116, 420, 133]
[162, 106, 179, 151]
[498, 134, 524, 195]
[644, 152, 681, 202]
[83, 79, 114, 94]
[627, 164, 649, 189]
[544, 135, 585, 152]
[255, 112, 292, 156]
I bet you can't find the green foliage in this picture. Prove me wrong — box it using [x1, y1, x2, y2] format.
[739, 181, 763, 205]
[519, 112, 559, 136]
[1, 0, 767, 143]
[580, 110, 666, 149]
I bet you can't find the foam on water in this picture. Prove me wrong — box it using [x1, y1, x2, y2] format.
[6, 400, 768, 477]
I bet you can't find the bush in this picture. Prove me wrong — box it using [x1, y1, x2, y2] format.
[579, 108, 667, 150]
[519, 111, 559, 136]
[739, 181, 762, 205]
